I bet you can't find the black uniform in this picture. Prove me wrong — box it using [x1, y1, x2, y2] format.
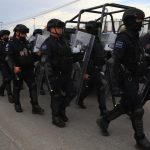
[6, 37, 44, 114]
[114, 31, 145, 107]
[98, 8, 150, 149]
[41, 35, 77, 127]
[98, 29, 150, 148]
[78, 37, 107, 115]
[0, 40, 13, 102]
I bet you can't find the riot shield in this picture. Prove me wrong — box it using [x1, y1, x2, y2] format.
[105, 59, 117, 107]
[101, 32, 117, 107]
[33, 33, 50, 96]
[33, 34, 49, 52]
[71, 31, 95, 103]
[103, 32, 117, 51]
[36, 61, 53, 96]
[43, 62, 53, 95]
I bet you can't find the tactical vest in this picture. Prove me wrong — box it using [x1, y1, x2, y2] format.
[51, 39, 73, 72]
[13, 40, 34, 66]
[120, 31, 145, 77]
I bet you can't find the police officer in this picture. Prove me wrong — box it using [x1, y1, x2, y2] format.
[40, 19, 78, 127]
[0, 30, 14, 103]
[97, 8, 150, 149]
[77, 21, 108, 116]
[6, 24, 44, 114]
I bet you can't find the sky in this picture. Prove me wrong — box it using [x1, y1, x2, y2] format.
[0, 0, 150, 34]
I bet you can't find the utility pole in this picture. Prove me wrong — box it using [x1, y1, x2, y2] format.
[33, 18, 35, 31]
[0, 21, 3, 30]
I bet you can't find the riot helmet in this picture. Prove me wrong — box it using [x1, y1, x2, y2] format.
[0, 30, 10, 37]
[122, 8, 145, 31]
[122, 8, 145, 21]
[13, 24, 29, 42]
[0, 30, 10, 42]
[33, 29, 42, 36]
[13, 24, 29, 33]
[85, 21, 102, 35]
[47, 19, 65, 31]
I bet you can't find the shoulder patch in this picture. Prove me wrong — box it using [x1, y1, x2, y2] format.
[41, 44, 47, 50]
[115, 41, 123, 49]
[5, 43, 9, 51]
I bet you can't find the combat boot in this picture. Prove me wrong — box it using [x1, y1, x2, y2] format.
[52, 117, 66, 128]
[14, 104, 23, 113]
[60, 113, 68, 122]
[97, 104, 124, 136]
[131, 107, 150, 150]
[32, 105, 44, 115]
[96, 118, 109, 136]
[29, 86, 44, 114]
[136, 137, 150, 150]
[59, 108, 69, 122]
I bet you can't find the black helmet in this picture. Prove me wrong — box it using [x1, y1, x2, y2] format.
[0, 30, 10, 37]
[47, 19, 65, 31]
[13, 24, 29, 33]
[33, 29, 42, 36]
[122, 8, 145, 22]
[85, 21, 102, 30]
